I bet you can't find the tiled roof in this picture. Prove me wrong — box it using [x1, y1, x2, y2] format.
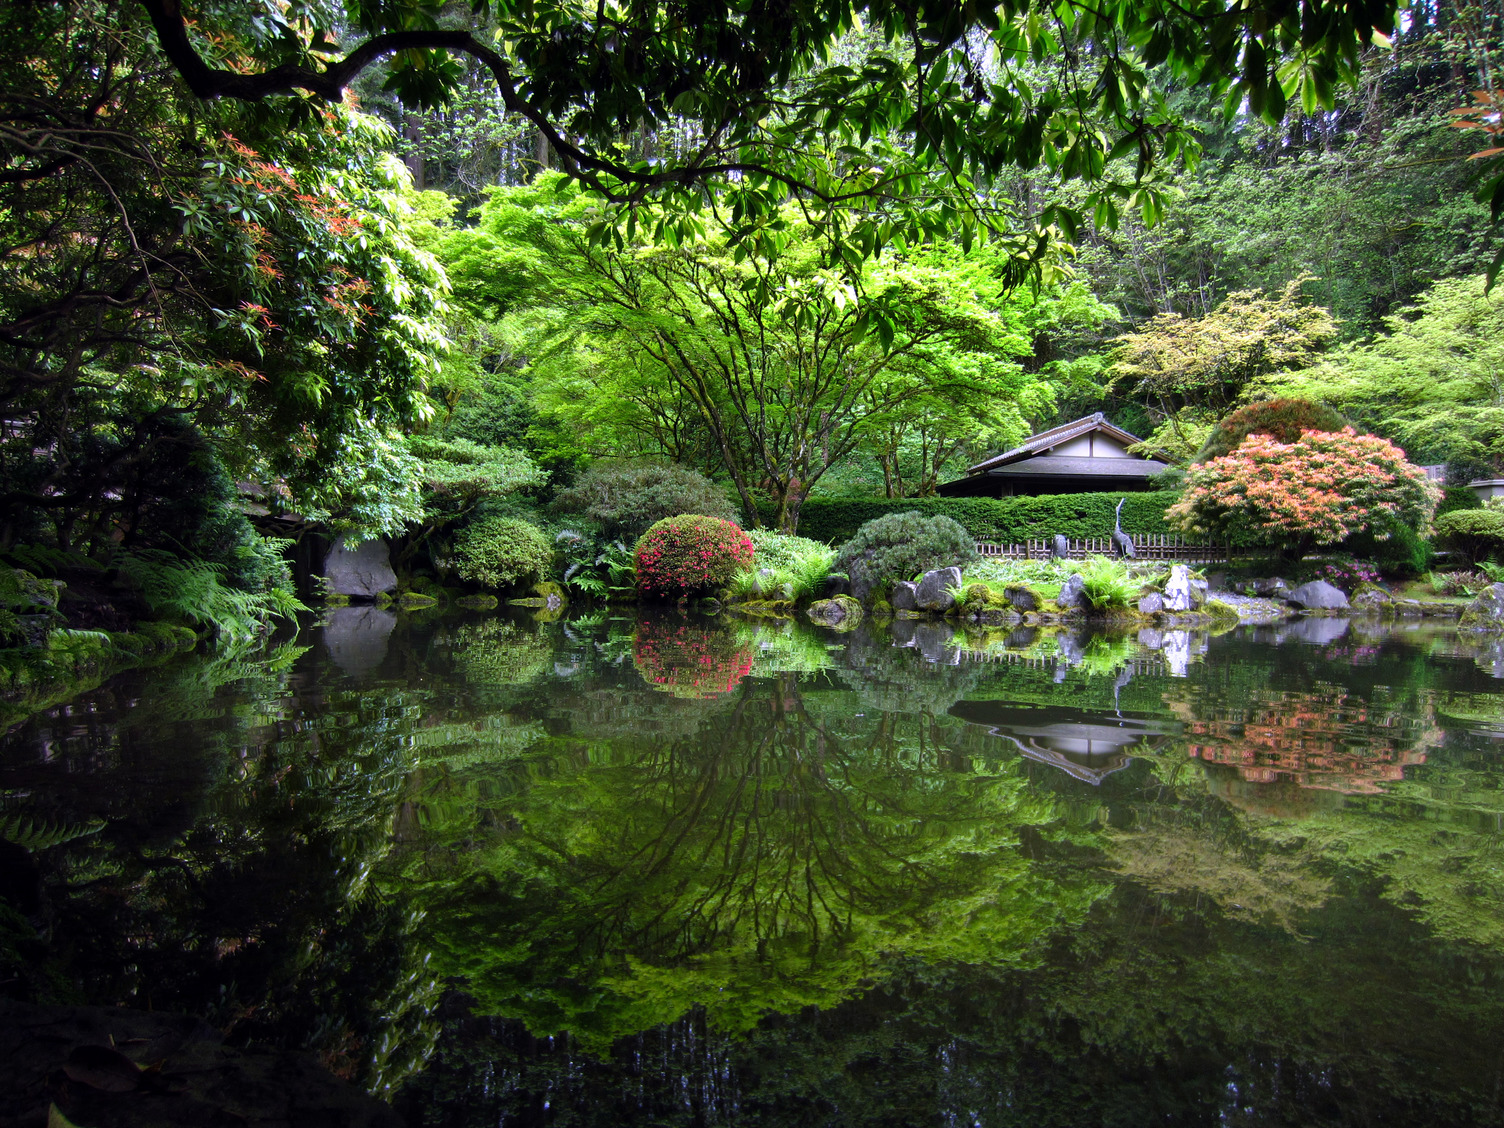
[963, 412, 1154, 475]
[980, 456, 1167, 477]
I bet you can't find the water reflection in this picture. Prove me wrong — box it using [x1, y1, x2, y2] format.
[950, 702, 1179, 784]
[5, 610, 1504, 1126]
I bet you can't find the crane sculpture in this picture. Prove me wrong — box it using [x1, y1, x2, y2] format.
[1112, 498, 1136, 559]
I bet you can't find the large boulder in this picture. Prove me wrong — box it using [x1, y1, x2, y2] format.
[1286, 580, 1349, 610]
[915, 567, 963, 612]
[1252, 576, 1290, 599]
[1460, 582, 1504, 630]
[890, 580, 919, 611]
[1003, 584, 1040, 612]
[1137, 592, 1165, 616]
[1056, 573, 1087, 610]
[322, 534, 397, 599]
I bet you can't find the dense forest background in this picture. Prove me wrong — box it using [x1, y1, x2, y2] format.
[1, 0, 1501, 631]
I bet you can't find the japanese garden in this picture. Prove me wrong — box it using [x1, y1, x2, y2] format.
[4, 0, 1504, 1124]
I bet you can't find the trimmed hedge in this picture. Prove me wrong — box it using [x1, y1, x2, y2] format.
[760, 493, 1180, 545]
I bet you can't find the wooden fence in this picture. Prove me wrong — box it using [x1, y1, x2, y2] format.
[975, 533, 1260, 564]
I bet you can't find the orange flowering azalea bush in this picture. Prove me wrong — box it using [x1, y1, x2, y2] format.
[1166, 427, 1440, 557]
[633, 515, 755, 597]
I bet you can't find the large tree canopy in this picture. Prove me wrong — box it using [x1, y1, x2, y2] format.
[133, 0, 1406, 276]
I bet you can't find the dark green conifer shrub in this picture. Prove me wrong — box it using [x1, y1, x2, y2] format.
[834, 512, 977, 602]
[553, 462, 737, 537]
[1195, 399, 1349, 462]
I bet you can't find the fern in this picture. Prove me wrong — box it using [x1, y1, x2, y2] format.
[0, 809, 105, 850]
[112, 549, 304, 640]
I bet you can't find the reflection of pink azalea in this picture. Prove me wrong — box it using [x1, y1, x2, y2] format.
[633, 620, 754, 698]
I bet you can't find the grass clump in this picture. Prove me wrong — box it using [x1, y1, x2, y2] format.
[728, 530, 837, 603]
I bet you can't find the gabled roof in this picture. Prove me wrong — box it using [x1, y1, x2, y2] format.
[964, 412, 1155, 475]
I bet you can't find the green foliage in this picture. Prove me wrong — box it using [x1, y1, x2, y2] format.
[407, 436, 542, 514]
[1262, 276, 1504, 476]
[552, 462, 737, 538]
[834, 512, 977, 602]
[113, 550, 305, 640]
[1078, 557, 1137, 611]
[734, 530, 839, 603]
[1196, 398, 1350, 462]
[633, 516, 754, 598]
[1437, 487, 1484, 518]
[774, 492, 1180, 546]
[1108, 280, 1339, 417]
[1341, 521, 1434, 578]
[1433, 509, 1504, 565]
[556, 529, 637, 599]
[452, 516, 554, 589]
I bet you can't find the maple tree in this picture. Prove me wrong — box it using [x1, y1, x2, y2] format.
[1165, 427, 1439, 559]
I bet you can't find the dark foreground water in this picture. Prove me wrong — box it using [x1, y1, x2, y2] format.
[4, 608, 1504, 1126]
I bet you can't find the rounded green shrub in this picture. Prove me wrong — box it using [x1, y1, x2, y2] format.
[1433, 509, 1504, 565]
[453, 516, 554, 589]
[834, 511, 977, 603]
[1195, 398, 1349, 463]
[552, 461, 738, 537]
[634, 515, 754, 598]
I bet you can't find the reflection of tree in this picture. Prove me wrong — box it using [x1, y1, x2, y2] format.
[391, 673, 1104, 1048]
[1167, 686, 1438, 796]
[835, 623, 981, 716]
[0, 661, 441, 1095]
[398, 875, 1504, 1128]
[443, 617, 554, 686]
[632, 617, 754, 698]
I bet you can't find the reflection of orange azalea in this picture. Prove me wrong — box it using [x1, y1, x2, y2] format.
[1169, 691, 1434, 794]
[632, 620, 753, 699]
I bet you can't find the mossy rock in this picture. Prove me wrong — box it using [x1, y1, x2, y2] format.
[455, 594, 499, 610]
[1003, 584, 1044, 612]
[373, 591, 394, 608]
[398, 591, 439, 609]
[532, 581, 567, 603]
[869, 599, 894, 620]
[322, 592, 351, 607]
[1204, 599, 1242, 628]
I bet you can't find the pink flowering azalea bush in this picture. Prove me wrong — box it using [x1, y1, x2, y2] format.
[633, 514, 755, 598]
[1166, 427, 1440, 559]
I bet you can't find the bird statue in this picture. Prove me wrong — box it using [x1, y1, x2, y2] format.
[1112, 498, 1136, 559]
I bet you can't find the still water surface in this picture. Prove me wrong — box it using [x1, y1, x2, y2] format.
[4, 609, 1504, 1126]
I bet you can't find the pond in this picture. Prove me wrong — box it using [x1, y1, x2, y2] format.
[3, 609, 1504, 1126]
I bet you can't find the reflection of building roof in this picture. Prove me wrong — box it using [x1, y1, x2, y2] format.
[950, 701, 1179, 786]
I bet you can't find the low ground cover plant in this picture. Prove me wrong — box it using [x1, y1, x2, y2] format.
[634, 515, 754, 598]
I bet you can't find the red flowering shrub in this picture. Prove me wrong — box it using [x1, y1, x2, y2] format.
[632, 619, 754, 698]
[633, 515, 754, 597]
[1166, 427, 1439, 558]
